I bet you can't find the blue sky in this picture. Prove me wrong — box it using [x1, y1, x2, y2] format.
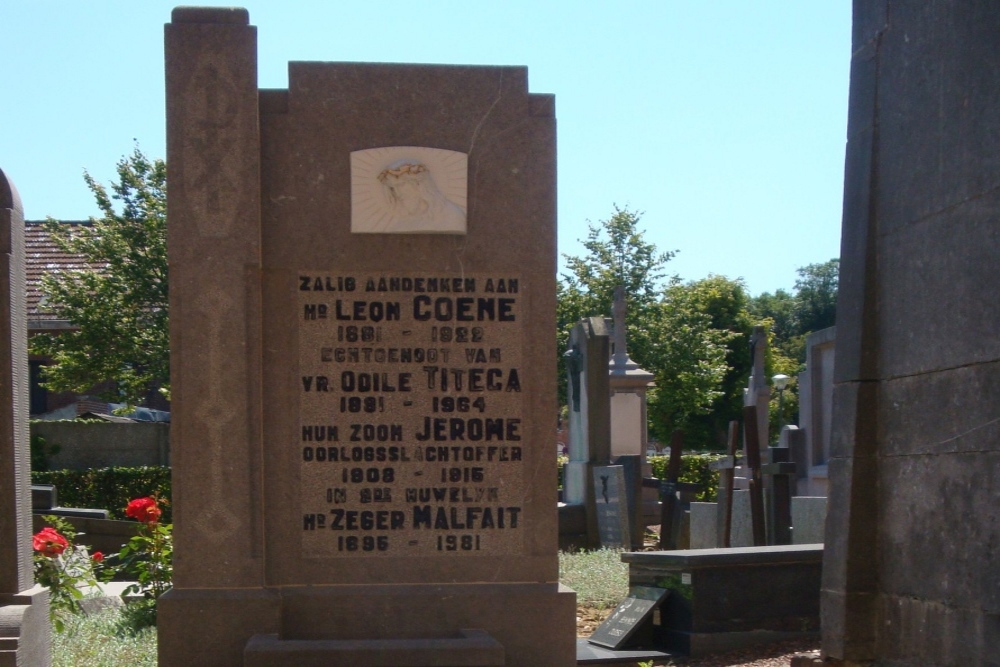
[1, 2, 851, 295]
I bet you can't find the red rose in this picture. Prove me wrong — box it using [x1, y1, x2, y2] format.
[33, 527, 68, 557]
[91, 551, 104, 563]
[125, 497, 162, 523]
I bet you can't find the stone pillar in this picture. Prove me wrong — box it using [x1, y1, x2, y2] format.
[159, 8, 278, 666]
[825, 2, 1000, 664]
[744, 325, 771, 448]
[0, 168, 50, 666]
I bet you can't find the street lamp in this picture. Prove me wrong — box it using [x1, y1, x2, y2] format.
[772, 374, 791, 433]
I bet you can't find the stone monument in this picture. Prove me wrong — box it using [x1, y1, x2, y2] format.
[607, 286, 654, 460]
[562, 316, 611, 548]
[0, 168, 49, 666]
[825, 2, 1000, 664]
[607, 286, 655, 548]
[160, 7, 574, 666]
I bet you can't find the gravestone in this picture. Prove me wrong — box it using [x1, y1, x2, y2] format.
[587, 586, 670, 650]
[160, 8, 574, 666]
[591, 466, 630, 549]
[0, 169, 49, 666]
[791, 497, 827, 545]
[563, 315, 611, 548]
[795, 326, 834, 497]
[688, 503, 718, 549]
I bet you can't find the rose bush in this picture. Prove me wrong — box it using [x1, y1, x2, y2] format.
[117, 495, 173, 630]
[125, 496, 162, 523]
[33, 526, 69, 557]
[32, 517, 103, 631]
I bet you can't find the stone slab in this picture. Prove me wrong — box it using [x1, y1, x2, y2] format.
[688, 502, 717, 550]
[244, 629, 505, 667]
[623, 544, 823, 569]
[791, 497, 827, 545]
[624, 546, 822, 657]
[575, 639, 675, 664]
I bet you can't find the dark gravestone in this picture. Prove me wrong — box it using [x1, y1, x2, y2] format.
[592, 466, 630, 549]
[616, 455, 644, 550]
[30, 484, 56, 511]
[658, 430, 684, 550]
[587, 586, 670, 650]
[762, 445, 795, 545]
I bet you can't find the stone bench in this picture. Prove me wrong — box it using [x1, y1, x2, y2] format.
[621, 544, 823, 657]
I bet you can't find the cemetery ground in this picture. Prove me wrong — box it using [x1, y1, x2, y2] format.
[48, 541, 818, 667]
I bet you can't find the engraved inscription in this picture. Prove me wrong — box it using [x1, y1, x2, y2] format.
[300, 274, 524, 557]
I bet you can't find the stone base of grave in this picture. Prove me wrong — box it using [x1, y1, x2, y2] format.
[0, 586, 51, 667]
[159, 583, 576, 667]
[622, 545, 823, 657]
[244, 628, 504, 666]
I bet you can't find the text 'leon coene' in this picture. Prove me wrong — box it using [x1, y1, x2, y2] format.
[311, 297, 516, 322]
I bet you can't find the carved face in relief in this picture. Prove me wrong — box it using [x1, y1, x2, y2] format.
[351, 147, 468, 234]
[379, 162, 433, 217]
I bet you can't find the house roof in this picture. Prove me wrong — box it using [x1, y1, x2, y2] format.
[25, 220, 96, 326]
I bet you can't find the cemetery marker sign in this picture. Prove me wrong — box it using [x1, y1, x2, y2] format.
[160, 7, 575, 667]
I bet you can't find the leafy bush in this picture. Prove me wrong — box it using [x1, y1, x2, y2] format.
[31, 467, 171, 522]
[30, 432, 61, 472]
[649, 453, 724, 502]
[556, 454, 723, 502]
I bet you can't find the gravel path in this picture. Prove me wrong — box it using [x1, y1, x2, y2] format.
[657, 638, 820, 666]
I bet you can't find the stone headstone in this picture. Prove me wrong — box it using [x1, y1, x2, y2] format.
[592, 465, 630, 549]
[160, 8, 574, 666]
[728, 490, 754, 548]
[587, 586, 670, 650]
[0, 168, 49, 665]
[791, 497, 827, 545]
[688, 502, 718, 549]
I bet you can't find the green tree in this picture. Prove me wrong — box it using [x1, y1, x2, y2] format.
[644, 278, 736, 442]
[556, 206, 675, 404]
[793, 259, 839, 334]
[665, 275, 756, 448]
[31, 148, 168, 409]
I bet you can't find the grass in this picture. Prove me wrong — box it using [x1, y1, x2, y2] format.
[51, 548, 627, 665]
[51, 606, 157, 667]
[558, 547, 629, 610]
